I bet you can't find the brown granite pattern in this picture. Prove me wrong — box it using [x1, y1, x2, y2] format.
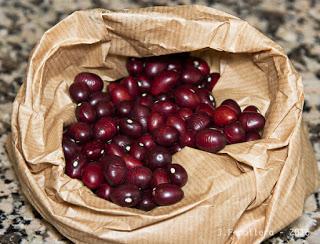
[0, 0, 319, 243]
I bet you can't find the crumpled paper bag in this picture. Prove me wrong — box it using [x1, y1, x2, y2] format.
[5, 5, 319, 244]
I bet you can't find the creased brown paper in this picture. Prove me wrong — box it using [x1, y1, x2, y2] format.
[5, 5, 319, 244]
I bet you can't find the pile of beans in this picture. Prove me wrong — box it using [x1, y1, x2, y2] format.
[63, 53, 265, 210]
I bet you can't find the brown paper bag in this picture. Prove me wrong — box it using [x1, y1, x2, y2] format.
[6, 5, 319, 244]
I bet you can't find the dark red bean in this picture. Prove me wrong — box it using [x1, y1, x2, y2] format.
[119, 118, 143, 138]
[126, 58, 143, 75]
[179, 130, 196, 148]
[181, 66, 203, 84]
[69, 82, 90, 103]
[223, 122, 246, 144]
[109, 84, 132, 104]
[151, 168, 171, 188]
[74, 72, 104, 93]
[137, 134, 156, 150]
[153, 126, 179, 146]
[144, 58, 167, 77]
[135, 94, 154, 108]
[195, 103, 215, 118]
[155, 93, 174, 103]
[88, 92, 110, 107]
[62, 135, 80, 160]
[137, 190, 157, 211]
[82, 163, 104, 190]
[152, 183, 184, 206]
[67, 122, 92, 143]
[177, 107, 193, 121]
[96, 183, 112, 200]
[212, 105, 238, 127]
[96, 101, 115, 118]
[107, 82, 117, 94]
[116, 101, 133, 117]
[101, 155, 127, 186]
[187, 113, 211, 131]
[129, 143, 147, 161]
[136, 75, 152, 93]
[221, 99, 241, 116]
[196, 88, 216, 108]
[148, 112, 165, 132]
[169, 143, 183, 154]
[186, 57, 210, 76]
[112, 134, 132, 151]
[151, 70, 180, 96]
[166, 115, 186, 135]
[152, 101, 178, 116]
[167, 164, 188, 187]
[243, 105, 259, 113]
[75, 102, 97, 123]
[93, 117, 117, 142]
[239, 112, 266, 132]
[246, 132, 262, 141]
[104, 143, 125, 157]
[131, 104, 151, 118]
[123, 154, 144, 169]
[120, 76, 140, 97]
[174, 86, 200, 109]
[203, 73, 220, 91]
[167, 59, 182, 73]
[126, 167, 152, 189]
[110, 184, 141, 207]
[145, 146, 172, 169]
[130, 104, 150, 133]
[65, 154, 87, 179]
[82, 140, 105, 161]
[195, 129, 226, 153]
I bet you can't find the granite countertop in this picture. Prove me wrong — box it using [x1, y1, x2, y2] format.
[0, 0, 319, 243]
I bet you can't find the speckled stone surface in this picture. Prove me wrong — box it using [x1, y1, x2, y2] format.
[0, 0, 319, 243]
